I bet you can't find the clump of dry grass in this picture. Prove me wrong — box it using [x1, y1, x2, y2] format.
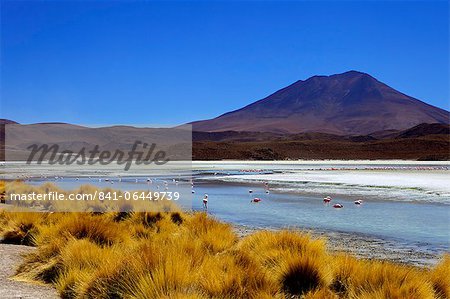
[58, 214, 129, 246]
[303, 287, 339, 299]
[58, 240, 130, 298]
[347, 261, 435, 299]
[140, 211, 164, 227]
[185, 212, 237, 253]
[329, 254, 361, 295]
[237, 230, 330, 297]
[279, 254, 331, 295]
[429, 254, 450, 299]
[170, 211, 183, 225]
[0, 211, 47, 245]
[0, 182, 448, 299]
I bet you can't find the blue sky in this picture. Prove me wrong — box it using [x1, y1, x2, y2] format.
[1, 0, 448, 125]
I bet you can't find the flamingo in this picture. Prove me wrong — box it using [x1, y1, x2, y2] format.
[333, 203, 343, 208]
[203, 194, 208, 209]
[354, 200, 363, 205]
[323, 196, 332, 204]
[251, 198, 262, 203]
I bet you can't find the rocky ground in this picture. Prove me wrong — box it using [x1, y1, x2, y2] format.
[0, 244, 58, 299]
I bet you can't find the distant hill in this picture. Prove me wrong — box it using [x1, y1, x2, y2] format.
[393, 123, 450, 139]
[0, 119, 18, 125]
[191, 71, 449, 135]
[193, 123, 450, 161]
[1, 123, 192, 161]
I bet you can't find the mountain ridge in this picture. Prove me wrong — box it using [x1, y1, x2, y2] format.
[192, 123, 450, 161]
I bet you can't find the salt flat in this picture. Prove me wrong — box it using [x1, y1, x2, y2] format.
[216, 170, 450, 194]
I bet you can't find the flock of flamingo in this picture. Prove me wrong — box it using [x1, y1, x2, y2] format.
[245, 182, 364, 208]
[16, 175, 365, 209]
[322, 196, 363, 208]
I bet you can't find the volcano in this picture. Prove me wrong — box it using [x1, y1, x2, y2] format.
[191, 71, 449, 135]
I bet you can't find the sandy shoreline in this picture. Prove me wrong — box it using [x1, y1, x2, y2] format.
[233, 225, 444, 267]
[0, 244, 57, 299]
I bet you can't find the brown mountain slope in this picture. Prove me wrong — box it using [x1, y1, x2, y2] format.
[191, 71, 449, 135]
[393, 123, 450, 139]
[192, 124, 450, 160]
[193, 136, 450, 161]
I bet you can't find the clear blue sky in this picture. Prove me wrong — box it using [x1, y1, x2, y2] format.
[1, 0, 448, 125]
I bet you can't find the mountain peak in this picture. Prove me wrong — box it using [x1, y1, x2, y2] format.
[304, 71, 379, 90]
[339, 70, 369, 76]
[308, 70, 371, 79]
